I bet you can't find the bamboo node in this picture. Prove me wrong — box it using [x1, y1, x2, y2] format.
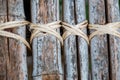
[0, 20, 31, 49]
[89, 22, 120, 40]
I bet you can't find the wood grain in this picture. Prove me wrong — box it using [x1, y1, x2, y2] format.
[89, 0, 109, 80]
[31, 0, 63, 80]
[7, 0, 28, 80]
[0, 0, 28, 80]
[0, 0, 8, 80]
[106, 0, 120, 80]
[63, 0, 78, 80]
[75, 0, 89, 80]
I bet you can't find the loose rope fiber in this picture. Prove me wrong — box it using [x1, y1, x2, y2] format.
[0, 21, 31, 49]
[61, 20, 89, 44]
[89, 22, 120, 40]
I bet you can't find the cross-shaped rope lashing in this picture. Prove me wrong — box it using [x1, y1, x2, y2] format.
[30, 21, 63, 45]
[61, 20, 89, 44]
[89, 22, 120, 40]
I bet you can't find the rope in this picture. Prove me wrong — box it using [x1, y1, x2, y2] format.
[0, 21, 31, 49]
[89, 22, 120, 40]
[3, 20, 120, 48]
[30, 21, 64, 45]
[1, 20, 119, 49]
[61, 20, 89, 44]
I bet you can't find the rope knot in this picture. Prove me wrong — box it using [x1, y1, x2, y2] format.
[89, 22, 120, 40]
[61, 20, 89, 44]
[30, 21, 63, 45]
[0, 21, 31, 49]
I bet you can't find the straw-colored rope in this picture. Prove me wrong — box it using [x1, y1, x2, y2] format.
[30, 21, 63, 45]
[61, 20, 89, 44]
[89, 22, 120, 40]
[0, 21, 31, 49]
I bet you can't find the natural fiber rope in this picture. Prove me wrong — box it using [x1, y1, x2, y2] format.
[89, 22, 120, 40]
[61, 20, 89, 44]
[0, 21, 31, 49]
[30, 21, 64, 45]
[2, 20, 119, 49]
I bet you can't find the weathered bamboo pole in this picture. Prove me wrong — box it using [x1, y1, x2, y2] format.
[0, 0, 8, 80]
[7, 0, 28, 80]
[75, 0, 89, 80]
[0, 0, 28, 80]
[89, 0, 109, 80]
[31, 0, 63, 80]
[106, 0, 120, 80]
[63, 0, 78, 80]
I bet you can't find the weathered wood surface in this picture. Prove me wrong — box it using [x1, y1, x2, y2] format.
[31, 0, 63, 80]
[0, 0, 28, 80]
[75, 0, 89, 80]
[63, 0, 78, 80]
[106, 0, 120, 80]
[89, 0, 109, 80]
[7, 0, 28, 80]
[0, 0, 8, 80]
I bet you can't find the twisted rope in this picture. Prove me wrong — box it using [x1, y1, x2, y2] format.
[30, 21, 63, 45]
[61, 20, 89, 44]
[89, 22, 120, 40]
[0, 21, 31, 49]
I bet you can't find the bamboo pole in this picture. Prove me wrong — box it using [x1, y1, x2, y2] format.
[0, 0, 8, 80]
[0, 0, 28, 80]
[75, 0, 89, 80]
[63, 0, 78, 80]
[106, 0, 120, 80]
[89, 0, 109, 80]
[7, 0, 28, 80]
[31, 0, 63, 80]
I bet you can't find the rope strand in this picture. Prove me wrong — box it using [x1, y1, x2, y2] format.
[30, 21, 63, 45]
[89, 22, 120, 40]
[0, 21, 31, 49]
[61, 20, 89, 44]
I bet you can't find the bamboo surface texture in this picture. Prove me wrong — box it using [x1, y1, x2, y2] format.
[106, 0, 120, 80]
[63, 0, 78, 80]
[75, 0, 89, 80]
[0, 0, 28, 80]
[0, 0, 120, 80]
[31, 0, 63, 80]
[89, 0, 109, 80]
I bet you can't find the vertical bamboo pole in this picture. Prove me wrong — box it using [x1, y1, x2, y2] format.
[0, 0, 8, 80]
[7, 0, 28, 80]
[106, 0, 120, 80]
[63, 0, 78, 80]
[0, 0, 28, 80]
[31, 0, 63, 80]
[75, 0, 89, 80]
[89, 0, 109, 80]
